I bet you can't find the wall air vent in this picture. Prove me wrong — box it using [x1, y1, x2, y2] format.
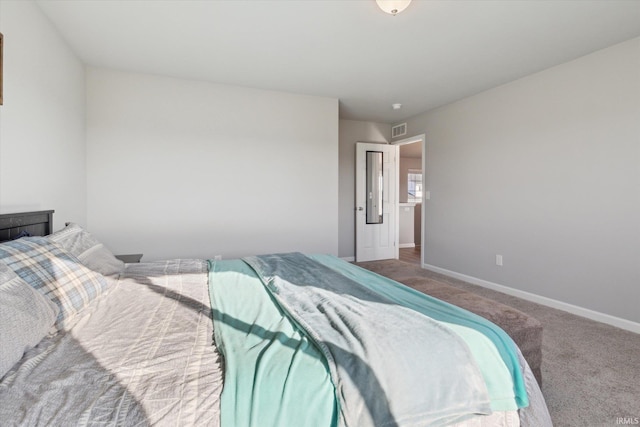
[391, 122, 407, 139]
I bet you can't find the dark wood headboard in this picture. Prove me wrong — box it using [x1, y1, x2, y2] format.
[0, 210, 54, 242]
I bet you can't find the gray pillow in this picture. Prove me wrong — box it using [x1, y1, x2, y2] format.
[0, 262, 59, 379]
[48, 223, 124, 276]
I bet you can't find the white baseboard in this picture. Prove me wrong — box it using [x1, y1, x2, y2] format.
[398, 243, 415, 249]
[340, 256, 355, 262]
[422, 263, 640, 335]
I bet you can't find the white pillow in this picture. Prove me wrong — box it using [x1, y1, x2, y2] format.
[48, 223, 125, 276]
[0, 263, 59, 379]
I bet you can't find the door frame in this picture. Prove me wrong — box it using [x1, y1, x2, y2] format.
[390, 134, 426, 268]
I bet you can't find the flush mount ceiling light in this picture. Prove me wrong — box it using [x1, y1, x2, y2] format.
[376, 0, 412, 16]
[392, 103, 402, 110]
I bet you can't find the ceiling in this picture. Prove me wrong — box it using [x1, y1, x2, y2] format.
[37, 0, 640, 123]
[400, 141, 422, 159]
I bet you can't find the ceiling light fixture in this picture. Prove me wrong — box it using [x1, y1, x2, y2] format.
[376, 0, 412, 16]
[392, 103, 402, 110]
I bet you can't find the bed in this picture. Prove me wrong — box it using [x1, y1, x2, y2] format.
[0, 210, 552, 426]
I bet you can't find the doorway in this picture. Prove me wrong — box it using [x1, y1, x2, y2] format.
[391, 134, 425, 267]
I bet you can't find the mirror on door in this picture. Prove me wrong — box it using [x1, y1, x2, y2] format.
[366, 151, 384, 224]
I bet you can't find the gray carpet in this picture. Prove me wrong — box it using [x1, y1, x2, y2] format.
[356, 259, 640, 427]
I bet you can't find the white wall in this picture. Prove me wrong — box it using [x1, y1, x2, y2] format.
[0, 0, 86, 228]
[338, 119, 390, 259]
[86, 68, 338, 260]
[399, 37, 640, 324]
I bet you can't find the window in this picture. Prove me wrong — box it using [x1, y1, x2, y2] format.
[407, 169, 422, 203]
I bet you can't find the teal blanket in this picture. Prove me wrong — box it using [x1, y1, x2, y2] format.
[209, 259, 337, 427]
[209, 254, 527, 427]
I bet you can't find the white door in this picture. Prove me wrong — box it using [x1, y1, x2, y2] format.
[355, 143, 398, 262]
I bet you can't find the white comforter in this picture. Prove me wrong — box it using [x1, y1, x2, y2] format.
[0, 259, 222, 426]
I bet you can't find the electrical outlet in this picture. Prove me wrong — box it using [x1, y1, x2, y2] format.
[496, 255, 503, 266]
[214, 255, 222, 261]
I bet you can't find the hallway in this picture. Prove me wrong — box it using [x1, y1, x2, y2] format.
[398, 246, 421, 266]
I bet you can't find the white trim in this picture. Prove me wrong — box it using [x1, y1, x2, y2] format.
[399, 243, 415, 248]
[340, 256, 355, 262]
[390, 133, 425, 146]
[422, 263, 640, 335]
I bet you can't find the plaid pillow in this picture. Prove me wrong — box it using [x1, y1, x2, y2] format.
[0, 237, 108, 330]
